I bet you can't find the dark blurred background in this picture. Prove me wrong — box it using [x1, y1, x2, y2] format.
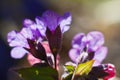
[0, 0, 120, 80]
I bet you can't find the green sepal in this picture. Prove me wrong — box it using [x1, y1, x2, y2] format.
[62, 65, 74, 80]
[75, 60, 94, 76]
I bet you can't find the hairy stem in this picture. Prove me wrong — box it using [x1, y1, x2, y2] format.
[71, 66, 76, 80]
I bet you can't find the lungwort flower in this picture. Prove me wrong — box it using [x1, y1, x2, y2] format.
[64, 31, 116, 80]
[36, 10, 72, 56]
[7, 10, 72, 69]
[69, 31, 107, 66]
[34, 10, 72, 68]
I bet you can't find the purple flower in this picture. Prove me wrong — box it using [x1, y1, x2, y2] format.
[7, 25, 47, 59]
[23, 11, 72, 56]
[33, 10, 72, 69]
[69, 31, 108, 66]
[36, 10, 72, 33]
[7, 10, 72, 70]
[7, 28, 34, 58]
[7, 10, 72, 61]
[35, 10, 72, 57]
[8, 16, 49, 59]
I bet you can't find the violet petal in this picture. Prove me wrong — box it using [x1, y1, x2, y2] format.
[93, 47, 108, 66]
[9, 33, 28, 48]
[11, 47, 28, 59]
[42, 10, 60, 31]
[69, 48, 81, 63]
[35, 16, 46, 28]
[72, 33, 86, 49]
[87, 31, 104, 51]
[35, 17, 46, 36]
[20, 28, 33, 39]
[7, 30, 17, 43]
[59, 12, 72, 33]
[23, 19, 35, 28]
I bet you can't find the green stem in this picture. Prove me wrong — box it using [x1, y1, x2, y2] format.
[71, 66, 76, 80]
[71, 62, 79, 80]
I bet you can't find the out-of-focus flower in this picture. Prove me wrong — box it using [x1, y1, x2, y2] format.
[103, 64, 116, 80]
[65, 31, 115, 80]
[69, 31, 107, 66]
[88, 63, 116, 80]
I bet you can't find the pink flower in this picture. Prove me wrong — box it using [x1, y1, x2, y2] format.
[103, 64, 116, 80]
[27, 41, 59, 70]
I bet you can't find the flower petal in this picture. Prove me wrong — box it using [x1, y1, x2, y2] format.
[93, 47, 108, 66]
[11, 47, 28, 59]
[72, 33, 86, 50]
[9, 33, 28, 47]
[69, 48, 81, 63]
[35, 17, 46, 27]
[7, 30, 17, 43]
[87, 31, 104, 51]
[35, 17, 46, 36]
[24, 18, 46, 36]
[20, 28, 33, 39]
[59, 12, 72, 33]
[23, 19, 35, 29]
[42, 10, 60, 31]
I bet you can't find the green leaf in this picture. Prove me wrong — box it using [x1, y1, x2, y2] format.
[64, 65, 74, 73]
[75, 60, 94, 76]
[15, 66, 58, 80]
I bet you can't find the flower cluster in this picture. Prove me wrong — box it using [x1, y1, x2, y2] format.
[7, 10, 115, 80]
[62, 32, 116, 80]
[7, 10, 71, 68]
